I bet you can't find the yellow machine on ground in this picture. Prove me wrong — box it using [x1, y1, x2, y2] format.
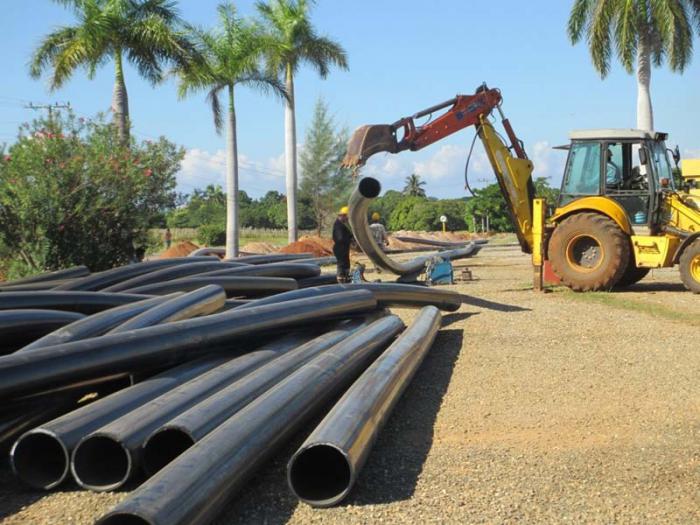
[342, 85, 700, 293]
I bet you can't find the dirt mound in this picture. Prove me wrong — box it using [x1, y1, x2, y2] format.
[160, 240, 199, 258]
[240, 242, 278, 254]
[280, 238, 332, 257]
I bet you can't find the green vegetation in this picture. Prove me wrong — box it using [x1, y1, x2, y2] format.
[403, 174, 427, 197]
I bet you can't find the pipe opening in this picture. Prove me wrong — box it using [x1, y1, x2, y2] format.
[11, 432, 68, 489]
[72, 435, 130, 490]
[142, 429, 195, 476]
[97, 513, 151, 525]
[288, 444, 352, 506]
[358, 177, 381, 199]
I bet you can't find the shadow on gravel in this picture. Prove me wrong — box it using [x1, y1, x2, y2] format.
[616, 282, 686, 293]
[344, 328, 463, 506]
[458, 294, 530, 312]
[0, 467, 45, 520]
[441, 311, 478, 327]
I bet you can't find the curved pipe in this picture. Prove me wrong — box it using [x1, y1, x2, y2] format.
[10, 357, 226, 490]
[287, 306, 442, 507]
[95, 315, 403, 525]
[0, 291, 152, 315]
[107, 286, 226, 334]
[0, 279, 77, 292]
[393, 235, 472, 248]
[188, 247, 225, 258]
[0, 266, 90, 288]
[297, 274, 339, 288]
[194, 263, 321, 280]
[0, 310, 86, 353]
[291, 256, 336, 266]
[121, 276, 298, 298]
[0, 289, 377, 400]
[228, 253, 313, 265]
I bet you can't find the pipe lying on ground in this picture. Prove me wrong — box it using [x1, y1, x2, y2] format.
[194, 262, 321, 280]
[297, 274, 339, 288]
[290, 256, 336, 266]
[0, 290, 376, 400]
[0, 291, 152, 315]
[20, 295, 178, 352]
[228, 253, 313, 265]
[72, 332, 320, 491]
[187, 247, 226, 258]
[96, 315, 403, 525]
[240, 282, 462, 312]
[393, 235, 471, 248]
[121, 276, 298, 298]
[54, 257, 218, 291]
[142, 325, 363, 475]
[0, 266, 90, 288]
[0, 310, 86, 352]
[0, 279, 78, 292]
[10, 357, 227, 490]
[107, 285, 226, 334]
[101, 262, 248, 293]
[287, 306, 442, 507]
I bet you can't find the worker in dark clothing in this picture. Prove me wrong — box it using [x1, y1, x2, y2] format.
[332, 206, 353, 283]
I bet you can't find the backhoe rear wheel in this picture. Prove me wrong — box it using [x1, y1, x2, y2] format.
[679, 239, 700, 294]
[549, 212, 630, 292]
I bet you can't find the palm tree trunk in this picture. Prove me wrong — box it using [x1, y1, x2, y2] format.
[226, 85, 239, 258]
[284, 64, 298, 244]
[112, 50, 130, 144]
[636, 31, 654, 131]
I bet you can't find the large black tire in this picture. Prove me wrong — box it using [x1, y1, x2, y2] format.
[615, 261, 650, 288]
[679, 239, 700, 294]
[549, 212, 630, 292]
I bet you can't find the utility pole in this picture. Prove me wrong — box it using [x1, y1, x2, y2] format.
[25, 102, 71, 121]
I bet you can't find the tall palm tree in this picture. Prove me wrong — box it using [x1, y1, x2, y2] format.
[568, 0, 700, 131]
[176, 4, 286, 258]
[403, 174, 427, 197]
[30, 0, 198, 144]
[256, 0, 348, 244]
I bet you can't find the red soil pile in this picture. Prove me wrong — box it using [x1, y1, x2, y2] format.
[160, 240, 199, 258]
[241, 242, 278, 254]
[279, 238, 332, 257]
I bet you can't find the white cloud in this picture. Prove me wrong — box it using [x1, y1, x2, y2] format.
[531, 140, 567, 185]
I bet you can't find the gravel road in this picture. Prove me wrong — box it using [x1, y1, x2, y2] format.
[2, 245, 698, 524]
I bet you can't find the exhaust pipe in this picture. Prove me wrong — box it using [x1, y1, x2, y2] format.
[287, 306, 442, 507]
[121, 276, 298, 297]
[96, 315, 404, 525]
[0, 291, 152, 315]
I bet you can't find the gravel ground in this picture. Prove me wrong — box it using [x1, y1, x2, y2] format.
[1, 245, 698, 524]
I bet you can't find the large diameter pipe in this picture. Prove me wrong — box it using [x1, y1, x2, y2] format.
[54, 257, 219, 291]
[107, 285, 226, 334]
[0, 291, 152, 315]
[121, 276, 298, 297]
[229, 253, 313, 265]
[393, 235, 471, 248]
[187, 247, 225, 258]
[0, 278, 78, 292]
[194, 262, 321, 280]
[142, 326, 360, 475]
[10, 357, 227, 490]
[96, 315, 404, 525]
[0, 266, 90, 288]
[0, 310, 86, 352]
[290, 256, 336, 266]
[0, 290, 376, 400]
[101, 261, 248, 293]
[287, 306, 442, 507]
[297, 274, 339, 288]
[71, 332, 318, 491]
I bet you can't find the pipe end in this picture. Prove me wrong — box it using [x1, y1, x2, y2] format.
[71, 435, 131, 492]
[358, 178, 381, 199]
[96, 512, 152, 525]
[287, 443, 354, 508]
[10, 430, 69, 490]
[142, 428, 195, 477]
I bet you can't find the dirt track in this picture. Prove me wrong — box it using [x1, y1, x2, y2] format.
[1, 245, 698, 524]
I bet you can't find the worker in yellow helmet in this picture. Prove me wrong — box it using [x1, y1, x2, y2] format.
[332, 205, 353, 282]
[369, 212, 389, 249]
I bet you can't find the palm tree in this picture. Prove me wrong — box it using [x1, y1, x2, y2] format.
[175, 4, 286, 258]
[568, 0, 700, 131]
[403, 174, 427, 198]
[256, 0, 348, 244]
[30, 0, 198, 144]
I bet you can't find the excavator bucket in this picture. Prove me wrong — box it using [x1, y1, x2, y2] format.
[342, 125, 399, 169]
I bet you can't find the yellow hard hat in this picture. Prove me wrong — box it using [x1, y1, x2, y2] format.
[371, 212, 381, 221]
[339, 206, 349, 215]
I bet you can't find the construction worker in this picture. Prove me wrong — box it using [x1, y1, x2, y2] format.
[164, 228, 172, 249]
[369, 212, 389, 249]
[332, 206, 353, 283]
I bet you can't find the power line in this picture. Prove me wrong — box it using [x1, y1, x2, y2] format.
[25, 101, 71, 119]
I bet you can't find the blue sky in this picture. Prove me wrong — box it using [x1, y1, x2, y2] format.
[1, 0, 699, 198]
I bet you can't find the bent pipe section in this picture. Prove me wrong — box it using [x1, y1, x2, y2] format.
[228, 253, 314, 265]
[107, 286, 226, 334]
[0, 291, 152, 315]
[10, 357, 227, 490]
[96, 315, 404, 525]
[296, 274, 339, 288]
[0, 279, 78, 292]
[0, 266, 90, 288]
[349, 178, 427, 276]
[121, 276, 298, 298]
[287, 306, 442, 507]
[0, 290, 377, 400]
[187, 247, 226, 257]
[194, 262, 321, 280]
[0, 310, 86, 352]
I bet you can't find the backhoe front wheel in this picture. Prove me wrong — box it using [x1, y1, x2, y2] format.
[679, 239, 700, 294]
[549, 212, 630, 292]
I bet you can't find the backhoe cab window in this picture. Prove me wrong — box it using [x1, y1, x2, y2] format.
[561, 142, 601, 203]
[650, 141, 674, 189]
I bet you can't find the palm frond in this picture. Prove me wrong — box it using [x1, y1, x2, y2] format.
[568, 0, 593, 43]
[206, 84, 227, 134]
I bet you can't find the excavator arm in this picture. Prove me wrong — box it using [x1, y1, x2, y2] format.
[342, 84, 536, 253]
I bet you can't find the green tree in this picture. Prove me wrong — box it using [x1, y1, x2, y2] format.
[403, 173, 427, 197]
[534, 176, 561, 206]
[568, 0, 700, 131]
[299, 98, 351, 235]
[0, 112, 181, 275]
[368, 189, 403, 226]
[464, 183, 512, 232]
[30, 0, 198, 144]
[257, 0, 348, 243]
[175, 3, 286, 257]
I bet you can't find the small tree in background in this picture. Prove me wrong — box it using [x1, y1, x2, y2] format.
[403, 173, 427, 197]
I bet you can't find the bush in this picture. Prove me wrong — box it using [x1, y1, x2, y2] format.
[197, 223, 226, 246]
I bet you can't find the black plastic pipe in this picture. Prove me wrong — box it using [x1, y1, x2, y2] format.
[0, 310, 86, 352]
[228, 253, 313, 265]
[287, 306, 442, 507]
[0, 291, 152, 315]
[95, 315, 404, 525]
[54, 257, 218, 291]
[393, 235, 471, 248]
[142, 326, 360, 475]
[0, 290, 376, 400]
[290, 256, 336, 266]
[101, 261, 248, 293]
[297, 274, 339, 288]
[0, 278, 77, 291]
[0, 266, 90, 288]
[107, 285, 226, 334]
[72, 332, 319, 491]
[121, 276, 298, 297]
[9, 356, 227, 489]
[194, 262, 321, 280]
[187, 247, 225, 257]
[240, 282, 462, 312]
